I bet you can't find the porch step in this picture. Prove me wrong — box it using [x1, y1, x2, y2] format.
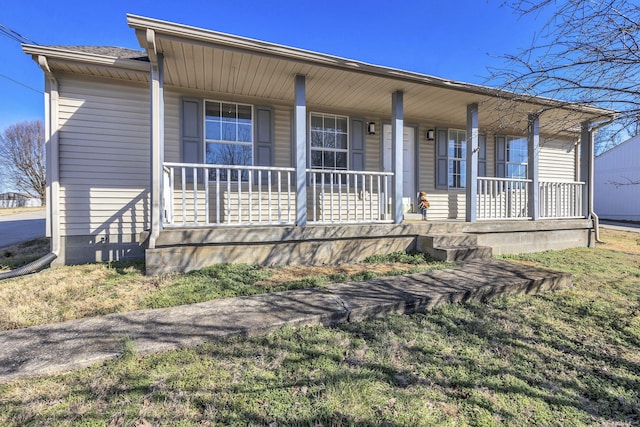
[417, 233, 493, 262]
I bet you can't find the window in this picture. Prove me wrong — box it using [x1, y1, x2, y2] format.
[448, 129, 466, 188]
[506, 136, 528, 179]
[310, 113, 349, 172]
[204, 101, 252, 180]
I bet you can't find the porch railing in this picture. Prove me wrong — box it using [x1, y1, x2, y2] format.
[163, 162, 296, 227]
[306, 169, 394, 224]
[162, 163, 395, 226]
[477, 177, 532, 220]
[539, 180, 584, 219]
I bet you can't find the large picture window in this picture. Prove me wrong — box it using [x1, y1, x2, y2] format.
[448, 129, 466, 188]
[205, 101, 253, 180]
[310, 113, 349, 172]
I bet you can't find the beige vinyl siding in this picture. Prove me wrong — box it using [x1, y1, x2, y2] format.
[273, 106, 291, 167]
[57, 76, 150, 236]
[539, 138, 577, 181]
[164, 90, 181, 162]
[365, 133, 381, 171]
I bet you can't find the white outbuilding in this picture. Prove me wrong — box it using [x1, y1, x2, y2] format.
[594, 135, 640, 221]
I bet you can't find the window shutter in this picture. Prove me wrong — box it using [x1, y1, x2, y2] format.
[181, 97, 203, 182]
[255, 106, 274, 167]
[478, 134, 487, 177]
[435, 128, 448, 189]
[350, 118, 365, 171]
[495, 135, 506, 178]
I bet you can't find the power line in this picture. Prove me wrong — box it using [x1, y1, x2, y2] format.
[0, 72, 42, 94]
[0, 23, 38, 45]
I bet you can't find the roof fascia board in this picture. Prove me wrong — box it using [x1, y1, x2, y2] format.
[22, 44, 150, 73]
[127, 14, 614, 119]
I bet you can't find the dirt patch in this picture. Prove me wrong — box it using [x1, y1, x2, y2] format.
[257, 262, 421, 286]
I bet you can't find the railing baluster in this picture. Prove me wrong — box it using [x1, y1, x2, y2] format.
[248, 170, 253, 224]
[193, 168, 198, 225]
[338, 172, 342, 223]
[181, 167, 187, 226]
[277, 171, 282, 223]
[205, 168, 209, 225]
[268, 171, 272, 223]
[216, 168, 220, 224]
[258, 170, 263, 223]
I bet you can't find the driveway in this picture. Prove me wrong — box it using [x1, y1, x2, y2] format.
[0, 209, 46, 249]
[600, 220, 640, 233]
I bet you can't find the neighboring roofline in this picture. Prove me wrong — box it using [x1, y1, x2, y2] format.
[127, 13, 615, 119]
[596, 134, 640, 159]
[21, 44, 150, 72]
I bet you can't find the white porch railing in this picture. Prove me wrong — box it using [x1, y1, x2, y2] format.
[163, 162, 296, 226]
[306, 169, 394, 224]
[162, 163, 395, 226]
[477, 177, 532, 220]
[539, 180, 584, 219]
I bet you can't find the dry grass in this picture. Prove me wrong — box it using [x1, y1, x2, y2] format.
[1, 227, 636, 333]
[0, 251, 442, 331]
[0, 238, 50, 271]
[597, 227, 640, 254]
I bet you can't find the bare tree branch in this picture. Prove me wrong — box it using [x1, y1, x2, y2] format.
[492, 0, 640, 149]
[0, 120, 46, 204]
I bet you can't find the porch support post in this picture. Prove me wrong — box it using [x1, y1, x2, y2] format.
[465, 103, 479, 222]
[580, 121, 594, 218]
[391, 90, 404, 224]
[294, 74, 307, 226]
[528, 114, 540, 220]
[149, 52, 164, 248]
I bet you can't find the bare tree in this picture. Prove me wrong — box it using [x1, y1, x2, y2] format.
[491, 0, 640, 147]
[0, 120, 46, 204]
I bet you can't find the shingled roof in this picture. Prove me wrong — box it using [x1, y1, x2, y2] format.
[48, 46, 148, 61]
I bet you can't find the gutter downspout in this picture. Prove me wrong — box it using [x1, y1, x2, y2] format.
[584, 119, 615, 244]
[1, 55, 60, 280]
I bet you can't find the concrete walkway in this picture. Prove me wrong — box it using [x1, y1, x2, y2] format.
[0, 259, 571, 383]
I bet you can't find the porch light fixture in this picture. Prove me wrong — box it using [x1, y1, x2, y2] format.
[426, 129, 435, 141]
[367, 122, 376, 135]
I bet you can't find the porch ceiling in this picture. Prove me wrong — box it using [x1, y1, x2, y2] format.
[139, 15, 616, 136]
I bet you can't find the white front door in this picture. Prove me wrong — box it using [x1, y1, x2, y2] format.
[383, 124, 416, 211]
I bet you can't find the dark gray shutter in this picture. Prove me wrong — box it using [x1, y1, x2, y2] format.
[181, 97, 203, 182]
[495, 135, 506, 178]
[478, 134, 487, 177]
[255, 106, 274, 167]
[350, 118, 365, 171]
[435, 128, 448, 189]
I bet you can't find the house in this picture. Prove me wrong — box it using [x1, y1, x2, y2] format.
[0, 192, 42, 208]
[594, 135, 640, 221]
[22, 15, 614, 274]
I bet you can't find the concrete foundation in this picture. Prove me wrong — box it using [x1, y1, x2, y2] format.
[52, 233, 145, 267]
[145, 219, 593, 274]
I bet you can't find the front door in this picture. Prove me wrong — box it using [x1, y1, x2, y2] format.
[383, 124, 416, 211]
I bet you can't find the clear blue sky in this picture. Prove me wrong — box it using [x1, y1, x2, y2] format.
[0, 0, 550, 132]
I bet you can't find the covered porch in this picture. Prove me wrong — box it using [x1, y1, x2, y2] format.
[126, 15, 610, 270]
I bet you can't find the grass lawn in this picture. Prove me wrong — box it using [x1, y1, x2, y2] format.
[0, 228, 639, 426]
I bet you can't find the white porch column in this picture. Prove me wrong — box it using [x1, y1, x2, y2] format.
[528, 114, 540, 220]
[580, 121, 594, 218]
[465, 103, 479, 222]
[294, 75, 307, 226]
[391, 91, 404, 224]
[149, 52, 164, 248]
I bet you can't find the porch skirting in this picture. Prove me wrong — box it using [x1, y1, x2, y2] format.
[144, 219, 593, 275]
